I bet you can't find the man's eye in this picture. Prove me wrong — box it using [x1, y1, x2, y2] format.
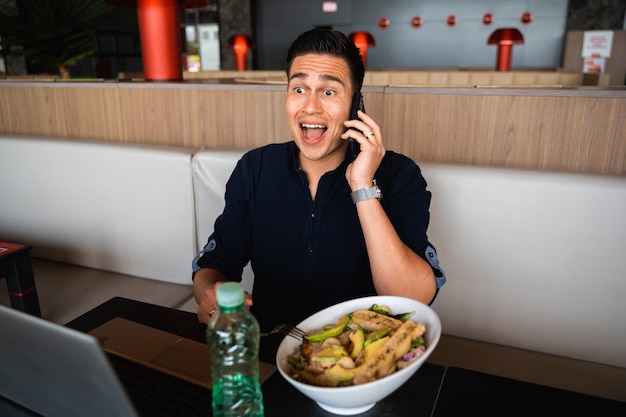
[323, 89, 334, 97]
[295, 87, 305, 94]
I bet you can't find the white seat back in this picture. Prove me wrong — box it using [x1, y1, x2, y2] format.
[0, 137, 196, 284]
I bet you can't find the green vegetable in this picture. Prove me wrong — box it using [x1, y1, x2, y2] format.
[364, 328, 392, 347]
[286, 353, 307, 370]
[368, 304, 414, 322]
[312, 345, 348, 366]
[368, 304, 391, 315]
[411, 337, 425, 349]
[305, 314, 350, 342]
[349, 327, 365, 358]
[394, 311, 416, 321]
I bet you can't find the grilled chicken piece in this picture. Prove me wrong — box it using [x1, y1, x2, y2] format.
[351, 310, 404, 332]
[352, 320, 423, 385]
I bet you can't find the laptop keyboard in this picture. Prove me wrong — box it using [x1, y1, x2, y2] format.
[107, 353, 212, 417]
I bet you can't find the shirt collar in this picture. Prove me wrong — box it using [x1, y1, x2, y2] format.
[288, 140, 352, 175]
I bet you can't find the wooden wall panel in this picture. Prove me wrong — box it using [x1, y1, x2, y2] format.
[196, 87, 288, 149]
[362, 71, 596, 87]
[118, 84, 290, 149]
[0, 82, 123, 141]
[383, 88, 626, 175]
[0, 84, 57, 137]
[119, 84, 202, 147]
[1, 82, 624, 175]
[52, 84, 123, 141]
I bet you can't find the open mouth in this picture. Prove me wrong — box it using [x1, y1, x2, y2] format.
[301, 123, 327, 141]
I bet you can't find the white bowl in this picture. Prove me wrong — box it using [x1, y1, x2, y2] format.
[275, 295, 442, 415]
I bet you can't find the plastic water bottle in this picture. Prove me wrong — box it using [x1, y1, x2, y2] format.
[207, 282, 264, 417]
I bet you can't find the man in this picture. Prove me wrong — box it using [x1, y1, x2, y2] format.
[193, 28, 445, 332]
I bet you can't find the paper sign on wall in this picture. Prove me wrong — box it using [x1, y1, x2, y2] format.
[581, 31, 613, 58]
[583, 57, 605, 74]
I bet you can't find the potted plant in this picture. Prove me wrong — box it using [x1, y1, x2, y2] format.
[0, 0, 114, 79]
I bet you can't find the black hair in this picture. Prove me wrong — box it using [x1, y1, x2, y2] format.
[285, 28, 365, 93]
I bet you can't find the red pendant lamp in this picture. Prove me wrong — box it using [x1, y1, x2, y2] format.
[227, 34, 254, 71]
[487, 28, 524, 72]
[349, 32, 376, 69]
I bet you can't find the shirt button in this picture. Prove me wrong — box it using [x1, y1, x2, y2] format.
[311, 212, 316, 218]
[307, 247, 313, 253]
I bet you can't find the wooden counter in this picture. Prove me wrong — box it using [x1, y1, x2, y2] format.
[383, 86, 626, 175]
[0, 80, 624, 175]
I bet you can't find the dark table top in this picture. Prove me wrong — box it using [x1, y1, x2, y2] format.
[433, 366, 626, 417]
[62, 297, 626, 417]
[65, 297, 445, 417]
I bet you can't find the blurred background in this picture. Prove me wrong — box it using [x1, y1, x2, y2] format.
[1, 0, 624, 81]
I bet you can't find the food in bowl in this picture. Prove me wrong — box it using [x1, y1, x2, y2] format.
[276, 295, 441, 415]
[283, 304, 427, 387]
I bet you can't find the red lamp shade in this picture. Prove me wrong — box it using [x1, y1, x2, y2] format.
[487, 28, 524, 71]
[227, 35, 253, 71]
[349, 32, 376, 69]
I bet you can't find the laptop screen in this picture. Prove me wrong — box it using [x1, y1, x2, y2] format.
[0, 305, 138, 417]
[0, 304, 276, 416]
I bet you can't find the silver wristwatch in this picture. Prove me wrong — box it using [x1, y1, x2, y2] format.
[351, 179, 382, 204]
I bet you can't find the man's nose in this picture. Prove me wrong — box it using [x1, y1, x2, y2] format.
[303, 94, 322, 113]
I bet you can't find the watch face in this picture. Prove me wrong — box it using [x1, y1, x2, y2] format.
[372, 179, 382, 200]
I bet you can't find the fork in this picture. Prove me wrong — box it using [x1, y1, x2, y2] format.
[260, 324, 307, 340]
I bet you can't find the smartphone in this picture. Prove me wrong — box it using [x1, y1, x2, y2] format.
[349, 91, 365, 160]
[350, 91, 365, 120]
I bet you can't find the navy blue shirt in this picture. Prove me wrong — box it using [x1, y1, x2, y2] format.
[194, 141, 445, 331]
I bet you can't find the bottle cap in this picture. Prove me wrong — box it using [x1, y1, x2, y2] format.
[216, 282, 245, 308]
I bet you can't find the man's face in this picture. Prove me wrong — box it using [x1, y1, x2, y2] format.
[285, 53, 354, 165]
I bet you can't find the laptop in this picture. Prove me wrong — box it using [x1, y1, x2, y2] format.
[0, 304, 276, 417]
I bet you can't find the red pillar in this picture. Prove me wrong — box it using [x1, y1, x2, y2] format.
[137, 0, 182, 81]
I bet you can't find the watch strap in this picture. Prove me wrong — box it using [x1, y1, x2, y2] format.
[351, 180, 382, 203]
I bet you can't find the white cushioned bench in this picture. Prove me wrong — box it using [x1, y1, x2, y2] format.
[2, 135, 625, 372]
[0, 137, 199, 324]
[420, 162, 626, 369]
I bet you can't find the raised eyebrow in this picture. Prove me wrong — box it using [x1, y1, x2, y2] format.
[319, 74, 344, 86]
[289, 72, 307, 82]
[288, 72, 344, 87]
